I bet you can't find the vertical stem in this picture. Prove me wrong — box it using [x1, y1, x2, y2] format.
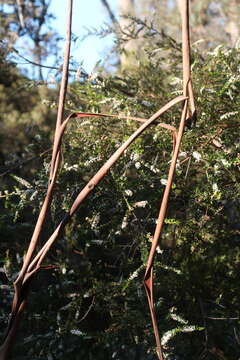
[144, 99, 188, 360]
[17, 0, 73, 282]
[182, 0, 190, 96]
[0, 2, 73, 359]
[144, 1, 195, 359]
[56, 0, 73, 127]
[182, 0, 195, 116]
[50, 0, 73, 179]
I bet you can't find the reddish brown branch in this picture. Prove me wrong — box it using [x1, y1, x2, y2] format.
[182, 0, 196, 122]
[0, 1, 73, 359]
[143, 1, 195, 359]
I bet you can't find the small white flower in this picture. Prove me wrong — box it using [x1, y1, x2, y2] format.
[121, 216, 128, 229]
[130, 153, 140, 161]
[214, 164, 220, 174]
[30, 190, 38, 201]
[150, 165, 160, 174]
[85, 156, 100, 167]
[181, 325, 199, 332]
[212, 139, 222, 148]
[135, 162, 141, 169]
[141, 100, 152, 107]
[91, 213, 100, 229]
[221, 159, 230, 167]
[129, 270, 138, 281]
[71, 329, 83, 336]
[161, 178, 168, 186]
[170, 309, 188, 324]
[63, 163, 79, 171]
[179, 151, 187, 158]
[75, 310, 79, 319]
[176, 160, 181, 169]
[212, 183, 218, 192]
[156, 246, 163, 254]
[80, 121, 91, 126]
[134, 201, 148, 208]
[125, 189, 133, 197]
[192, 151, 201, 161]
[161, 330, 174, 345]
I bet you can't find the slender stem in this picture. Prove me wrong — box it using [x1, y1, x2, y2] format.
[144, 99, 188, 360]
[16, 0, 73, 285]
[50, 0, 73, 179]
[143, 2, 195, 359]
[0, 2, 73, 359]
[182, 0, 195, 116]
[182, 0, 190, 96]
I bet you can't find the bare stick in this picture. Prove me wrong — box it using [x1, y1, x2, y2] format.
[182, 0, 196, 119]
[16, 0, 73, 284]
[144, 98, 188, 360]
[143, 1, 195, 359]
[50, 0, 73, 180]
[0, 2, 73, 359]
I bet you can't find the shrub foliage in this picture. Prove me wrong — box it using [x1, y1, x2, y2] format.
[0, 21, 240, 360]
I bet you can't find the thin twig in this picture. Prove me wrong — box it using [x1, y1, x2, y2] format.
[6, 43, 77, 73]
[100, 0, 118, 25]
[78, 296, 95, 323]
[206, 317, 239, 321]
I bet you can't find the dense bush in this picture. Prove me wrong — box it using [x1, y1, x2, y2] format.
[0, 36, 240, 360]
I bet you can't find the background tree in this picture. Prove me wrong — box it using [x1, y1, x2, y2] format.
[111, 0, 240, 70]
[0, 0, 60, 79]
[0, 0, 60, 174]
